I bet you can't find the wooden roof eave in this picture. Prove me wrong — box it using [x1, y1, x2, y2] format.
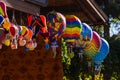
[1, 0, 40, 15]
[75, 0, 108, 25]
[89, 0, 108, 23]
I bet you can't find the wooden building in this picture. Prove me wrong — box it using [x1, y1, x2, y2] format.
[0, 0, 108, 80]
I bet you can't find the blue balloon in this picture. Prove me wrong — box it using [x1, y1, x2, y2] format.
[0, 15, 4, 24]
[93, 38, 109, 63]
[81, 23, 92, 41]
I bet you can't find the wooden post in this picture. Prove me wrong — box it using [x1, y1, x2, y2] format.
[104, 23, 110, 38]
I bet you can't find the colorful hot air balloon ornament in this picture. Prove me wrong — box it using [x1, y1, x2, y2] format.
[9, 10, 19, 49]
[27, 14, 50, 50]
[0, 1, 10, 31]
[62, 15, 82, 57]
[84, 31, 101, 68]
[76, 23, 93, 61]
[93, 38, 109, 74]
[47, 11, 66, 58]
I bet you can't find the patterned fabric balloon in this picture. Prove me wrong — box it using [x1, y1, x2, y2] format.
[47, 11, 66, 41]
[9, 24, 18, 38]
[84, 31, 101, 60]
[93, 38, 109, 62]
[76, 23, 92, 47]
[80, 23, 92, 43]
[62, 15, 82, 43]
[0, 1, 9, 27]
[47, 11, 66, 58]
[28, 15, 49, 50]
[93, 38, 109, 73]
[62, 15, 82, 55]
[0, 2, 8, 18]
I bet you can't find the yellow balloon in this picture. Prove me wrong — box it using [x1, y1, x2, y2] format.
[2, 39, 10, 46]
[3, 22, 11, 30]
[21, 26, 28, 36]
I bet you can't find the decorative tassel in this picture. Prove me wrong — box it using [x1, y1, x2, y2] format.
[45, 38, 49, 50]
[52, 46, 57, 58]
[88, 61, 91, 68]
[51, 40, 58, 58]
[11, 39, 18, 49]
[94, 62, 102, 74]
[78, 47, 84, 62]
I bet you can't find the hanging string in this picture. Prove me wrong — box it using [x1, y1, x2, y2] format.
[20, 12, 24, 25]
[12, 10, 17, 25]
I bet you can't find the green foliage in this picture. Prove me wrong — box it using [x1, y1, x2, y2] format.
[103, 35, 120, 79]
[62, 35, 120, 80]
[95, 0, 120, 18]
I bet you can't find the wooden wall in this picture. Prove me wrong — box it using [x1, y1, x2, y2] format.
[0, 36, 63, 80]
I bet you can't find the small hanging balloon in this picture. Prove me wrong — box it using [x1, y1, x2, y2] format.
[84, 31, 101, 61]
[24, 28, 33, 41]
[19, 38, 26, 46]
[77, 23, 92, 46]
[0, 1, 10, 29]
[93, 38, 109, 62]
[9, 24, 18, 38]
[0, 2, 8, 18]
[2, 38, 10, 46]
[47, 11, 66, 58]
[62, 15, 82, 55]
[76, 23, 93, 60]
[28, 15, 50, 50]
[39, 15, 50, 50]
[93, 38, 109, 73]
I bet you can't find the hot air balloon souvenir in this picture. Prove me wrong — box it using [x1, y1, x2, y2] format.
[0, 1, 10, 31]
[62, 15, 82, 58]
[47, 11, 66, 58]
[0, 2, 8, 19]
[84, 31, 101, 68]
[76, 23, 93, 60]
[93, 38, 109, 73]
[27, 15, 49, 50]
[9, 24, 19, 49]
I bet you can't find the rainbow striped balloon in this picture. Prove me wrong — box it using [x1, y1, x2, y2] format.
[84, 31, 101, 60]
[62, 15, 82, 43]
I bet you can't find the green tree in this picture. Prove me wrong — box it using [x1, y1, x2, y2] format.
[103, 35, 120, 79]
[95, 0, 120, 18]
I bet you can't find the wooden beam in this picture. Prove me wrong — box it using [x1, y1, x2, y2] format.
[90, 0, 108, 22]
[75, 0, 97, 24]
[1, 0, 40, 15]
[40, 5, 81, 14]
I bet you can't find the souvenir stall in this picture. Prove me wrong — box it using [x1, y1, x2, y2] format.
[0, 0, 63, 80]
[0, 0, 109, 80]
